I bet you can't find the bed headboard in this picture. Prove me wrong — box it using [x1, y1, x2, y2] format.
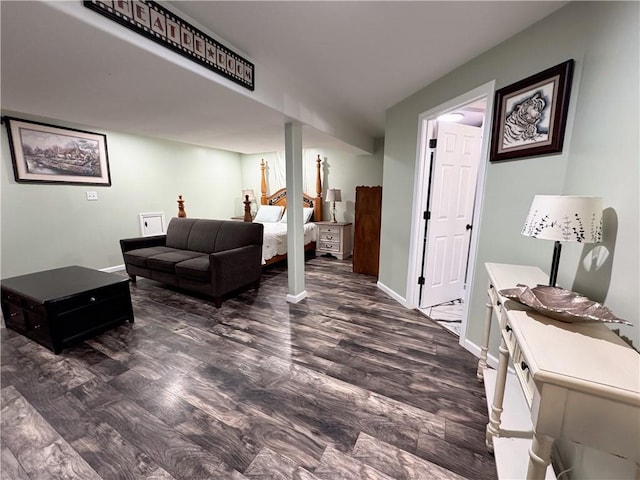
[260, 155, 323, 222]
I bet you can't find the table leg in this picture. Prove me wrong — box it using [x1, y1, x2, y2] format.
[527, 432, 554, 480]
[477, 290, 494, 381]
[485, 332, 510, 452]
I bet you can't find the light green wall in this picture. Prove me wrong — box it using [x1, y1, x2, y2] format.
[381, 1, 639, 349]
[0, 111, 382, 280]
[558, 3, 639, 348]
[1, 112, 241, 278]
[240, 141, 384, 223]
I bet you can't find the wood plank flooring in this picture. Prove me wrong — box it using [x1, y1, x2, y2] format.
[1, 258, 496, 480]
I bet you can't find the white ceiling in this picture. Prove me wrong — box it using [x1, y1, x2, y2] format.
[1, 1, 567, 154]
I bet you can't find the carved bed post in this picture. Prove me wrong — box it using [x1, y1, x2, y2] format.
[260, 158, 268, 205]
[315, 154, 323, 221]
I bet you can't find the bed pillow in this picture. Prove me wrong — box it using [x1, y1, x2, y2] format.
[254, 205, 284, 223]
[279, 207, 314, 224]
[303, 207, 314, 223]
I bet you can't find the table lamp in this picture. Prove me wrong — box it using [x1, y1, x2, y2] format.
[326, 188, 342, 223]
[522, 195, 602, 286]
[242, 189, 255, 222]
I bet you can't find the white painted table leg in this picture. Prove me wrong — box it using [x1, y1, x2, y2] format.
[477, 289, 494, 381]
[485, 333, 510, 452]
[526, 432, 554, 480]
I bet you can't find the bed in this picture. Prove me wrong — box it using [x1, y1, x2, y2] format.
[256, 155, 324, 266]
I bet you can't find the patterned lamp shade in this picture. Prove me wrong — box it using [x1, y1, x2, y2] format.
[522, 195, 603, 243]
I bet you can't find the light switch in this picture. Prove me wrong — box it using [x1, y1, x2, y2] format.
[86, 191, 98, 201]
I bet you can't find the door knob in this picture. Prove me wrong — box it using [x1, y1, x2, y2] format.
[466, 224, 472, 231]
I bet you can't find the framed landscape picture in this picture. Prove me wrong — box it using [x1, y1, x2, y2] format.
[4, 117, 111, 185]
[490, 59, 574, 162]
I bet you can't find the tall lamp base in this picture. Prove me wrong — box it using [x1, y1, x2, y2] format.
[243, 195, 252, 222]
[549, 240, 562, 287]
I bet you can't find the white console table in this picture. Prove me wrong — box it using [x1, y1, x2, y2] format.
[479, 263, 640, 480]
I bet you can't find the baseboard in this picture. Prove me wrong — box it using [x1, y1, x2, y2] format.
[376, 281, 409, 308]
[101, 264, 125, 273]
[286, 290, 307, 304]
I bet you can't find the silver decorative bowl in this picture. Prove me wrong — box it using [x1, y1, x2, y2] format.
[498, 285, 632, 326]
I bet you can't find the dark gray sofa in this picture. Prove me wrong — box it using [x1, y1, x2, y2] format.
[120, 217, 263, 307]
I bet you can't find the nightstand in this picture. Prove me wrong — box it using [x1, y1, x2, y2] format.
[315, 222, 352, 259]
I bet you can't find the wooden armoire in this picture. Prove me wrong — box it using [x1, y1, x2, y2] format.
[353, 186, 382, 277]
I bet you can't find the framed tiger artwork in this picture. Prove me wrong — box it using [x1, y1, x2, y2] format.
[490, 59, 574, 162]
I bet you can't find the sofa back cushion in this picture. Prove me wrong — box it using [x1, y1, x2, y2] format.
[165, 217, 263, 254]
[214, 221, 264, 252]
[165, 218, 197, 250]
[187, 219, 223, 253]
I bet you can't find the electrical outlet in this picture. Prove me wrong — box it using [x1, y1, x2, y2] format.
[86, 191, 98, 201]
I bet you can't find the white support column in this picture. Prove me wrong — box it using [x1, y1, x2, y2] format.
[284, 122, 307, 303]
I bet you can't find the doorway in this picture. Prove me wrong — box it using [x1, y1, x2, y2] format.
[420, 120, 482, 309]
[406, 81, 495, 346]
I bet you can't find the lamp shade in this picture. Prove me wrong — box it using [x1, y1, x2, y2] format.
[242, 189, 255, 200]
[326, 189, 342, 202]
[522, 195, 602, 243]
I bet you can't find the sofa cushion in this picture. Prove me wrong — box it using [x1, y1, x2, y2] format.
[214, 221, 263, 252]
[165, 217, 197, 250]
[175, 256, 210, 282]
[147, 250, 206, 273]
[124, 246, 177, 268]
[186, 219, 223, 253]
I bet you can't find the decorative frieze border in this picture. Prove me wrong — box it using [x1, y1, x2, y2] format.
[84, 0, 255, 91]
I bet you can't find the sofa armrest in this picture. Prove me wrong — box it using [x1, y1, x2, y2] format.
[120, 235, 167, 253]
[209, 245, 262, 295]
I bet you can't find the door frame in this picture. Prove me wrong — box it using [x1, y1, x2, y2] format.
[405, 80, 495, 349]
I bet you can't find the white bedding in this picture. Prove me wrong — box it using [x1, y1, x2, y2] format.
[259, 222, 318, 264]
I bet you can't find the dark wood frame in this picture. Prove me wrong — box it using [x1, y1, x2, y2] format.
[3, 116, 111, 186]
[490, 60, 574, 162]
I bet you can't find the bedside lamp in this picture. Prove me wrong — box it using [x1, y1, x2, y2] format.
[326, 188, 342, 223]
[242, 189, 255, 222]
[522, 195, 602, 287]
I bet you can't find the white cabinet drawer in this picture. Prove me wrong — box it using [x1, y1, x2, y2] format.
[319, 231, 341, 242]
[318, 241, 339, 251]
[319, 225, 342, 235]
[508, 332, 535, 406]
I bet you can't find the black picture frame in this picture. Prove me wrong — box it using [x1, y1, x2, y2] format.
[3, 117, 111, 186]
[490, 59, 574, 162]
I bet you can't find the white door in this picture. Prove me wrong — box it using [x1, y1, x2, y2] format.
[420, 122, 481, 308]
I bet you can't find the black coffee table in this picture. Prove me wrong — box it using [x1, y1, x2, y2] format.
[1, 266, 134, 353]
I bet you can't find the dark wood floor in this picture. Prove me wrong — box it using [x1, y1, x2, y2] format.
[1, 257, 496, 480]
